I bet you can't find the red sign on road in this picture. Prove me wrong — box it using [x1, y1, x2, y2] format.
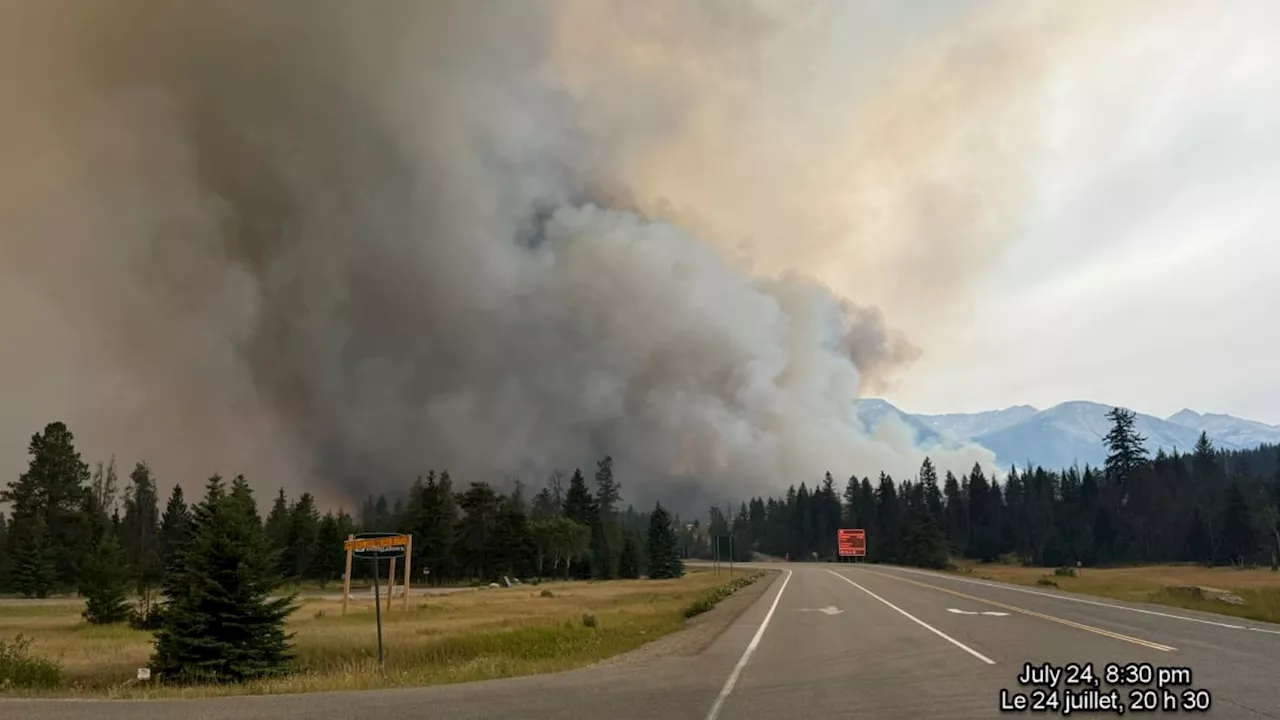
[837, 529, 866, 557]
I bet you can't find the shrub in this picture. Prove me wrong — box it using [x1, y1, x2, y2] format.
[1053, 566, 1077, 578]
[0, 634, 62, 689]
[1037, 578, 1058, 587]
[540, 589, 554, 598]
[581, 613, 597, 628]
[683, 572, 765, 619]
[129, 603, 165, 631]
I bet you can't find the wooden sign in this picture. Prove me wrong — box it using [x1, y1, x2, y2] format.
[345, 533, 410, 559]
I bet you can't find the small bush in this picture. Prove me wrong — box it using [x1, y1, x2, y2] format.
[0, 634, 63, 689]
[540, 589, 554, 598]
[1053, 566, 1077, 578]
[129, 604, 164, 631]
[581, 613, 597, 628]
[1037, 578, 1058, 587]
[314, 610, 326, 619]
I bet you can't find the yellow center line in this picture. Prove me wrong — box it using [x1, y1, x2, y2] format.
[847, 568, 1177, 653]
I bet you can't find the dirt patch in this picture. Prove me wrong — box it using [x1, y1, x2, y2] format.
[590, 570, 779, 669]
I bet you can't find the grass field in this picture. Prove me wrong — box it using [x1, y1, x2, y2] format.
[952, 561, 1280, 624]
[0, 568, 764, 697]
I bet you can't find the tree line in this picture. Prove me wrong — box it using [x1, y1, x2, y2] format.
[0, 424, 690, 602]
[0, 422, 687, 683]
[727, 409, 1280, 570]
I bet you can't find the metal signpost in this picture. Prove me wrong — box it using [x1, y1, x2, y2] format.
[343, 532, 412, 666]
[837, 528, 866, 562]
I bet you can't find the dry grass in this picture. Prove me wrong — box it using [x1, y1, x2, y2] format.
[0, 569, 743, 697]
[951, 561, 1280, 624]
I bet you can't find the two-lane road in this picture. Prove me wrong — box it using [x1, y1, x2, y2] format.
[716, 563, 1278, 719]
[5, 563, 1278, 719]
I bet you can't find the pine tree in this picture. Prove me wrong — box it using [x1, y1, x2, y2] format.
[618, 533, 641, 579]
[121, 462, 162, 619]
[151, 475, 296, 684]
[11, 523, 56, 599]
[416, 471, 457, 585]
[284, 493, 320, 581]
[158, 485, 192, 584]
[646, 503, 683, 579]
[1217, 482, 1256, 567]
[592, 456, 622, 579]
[456, 482, 502, 581]
[0, 513, 9, 592]
[561, 470, 596, 579]
[264, 488, 291, 575]
[314, 512, 345, 586]
[1, 422, 92, 595]
[80, 530, 130, 624]
[1103, 407, 1148, 496]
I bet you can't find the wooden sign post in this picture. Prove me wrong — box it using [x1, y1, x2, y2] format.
[342, 532, 413, 666]
[342, 533, 411, 616]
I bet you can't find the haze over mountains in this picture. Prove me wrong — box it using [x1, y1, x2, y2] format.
[857, 399, 1280, 473]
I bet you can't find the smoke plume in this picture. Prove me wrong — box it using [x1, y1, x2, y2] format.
[0, 1, 1123, 510]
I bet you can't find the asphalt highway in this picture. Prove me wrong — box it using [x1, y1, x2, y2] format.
[5, 563, 1278, 719]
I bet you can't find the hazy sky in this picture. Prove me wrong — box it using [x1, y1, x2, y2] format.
[882, 0, 1280, 424]
[2, 1, 1277, 507]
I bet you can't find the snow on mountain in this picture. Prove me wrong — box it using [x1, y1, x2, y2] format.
[856, 399, 1278, 473]
[1165, 409, 1280, 449]
[916, 405, 1040, 440]
[973, 401, 1208, 471]
[854, 398, 942, 447]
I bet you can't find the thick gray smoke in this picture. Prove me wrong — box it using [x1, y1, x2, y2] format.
[0, 1, 1122, 511]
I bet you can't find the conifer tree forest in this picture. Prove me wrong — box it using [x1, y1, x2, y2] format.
[1, 410, 1279, 678]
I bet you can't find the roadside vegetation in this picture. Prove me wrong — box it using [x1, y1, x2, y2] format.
[952, 560, 1280, 625]
[0, 569, 767, 696]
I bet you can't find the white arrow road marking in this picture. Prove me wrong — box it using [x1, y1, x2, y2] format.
[947, 608, 978, 615]
[948, 608, 1008, 616]
[981, 611, 1010, 617]
[798, 606, 844, 615]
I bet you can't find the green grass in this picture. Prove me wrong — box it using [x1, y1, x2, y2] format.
[683, 571, 766, 618]
[0, 569, 761, 697]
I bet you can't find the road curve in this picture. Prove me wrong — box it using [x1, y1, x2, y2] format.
[4, 563, 1278, 719]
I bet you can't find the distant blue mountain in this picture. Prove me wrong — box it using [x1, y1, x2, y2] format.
[856, 399, 1280, 472]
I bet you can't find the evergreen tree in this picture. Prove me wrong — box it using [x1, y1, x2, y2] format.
[1217, 482, 1256, 567]
[592, 456, 622, 579]
[646, 503, 684, 579]
[158, 485, 192, 580]
[415, 471, 457, 585]
[491, 496, 535, 579]
[314, 512, 345, 586]
[1, 422, 92, 596]
[0, 513, 9, 592]
[618, 532, 641, 579]
[121, 462, 162, 617]
[151, 475, 296, 684]
[456, 482, 502, 580]
[943, 470, 967, 554]
[80, 530, 130, 624]
[264, 488, 291, 574]
[284, 493, 320, 581]
[561, 469, 596, 578]
[1103, 407, 1148, 496]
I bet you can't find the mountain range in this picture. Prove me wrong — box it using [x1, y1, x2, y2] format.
[856, 399, 1280, 472]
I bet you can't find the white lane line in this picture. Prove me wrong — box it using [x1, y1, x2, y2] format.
[876, 565, 1271, 632]
[705, 569, 792, 720]
[826, 569, 996, 665]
